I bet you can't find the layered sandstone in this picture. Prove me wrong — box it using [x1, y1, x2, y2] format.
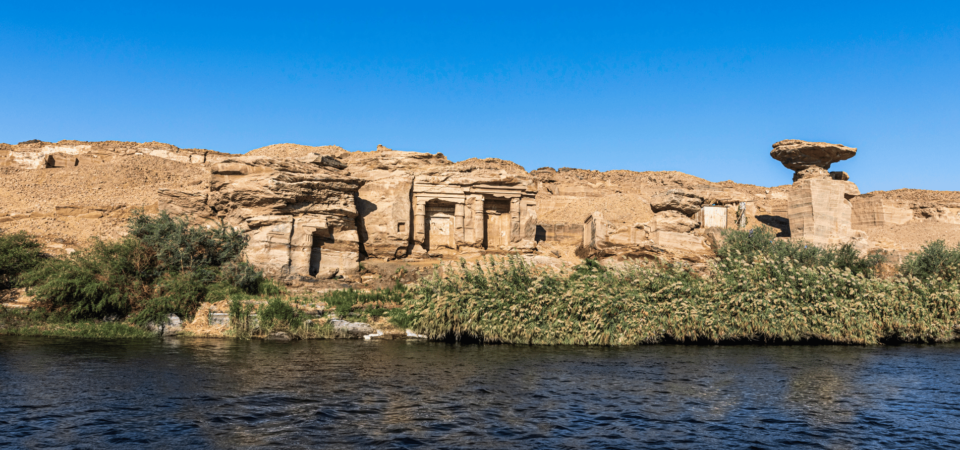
[6, 137, 960, 280]
[0, 140, 229, 169]
[771, 139, 857, 182]
[161, 155, 363, 280]
[251, 145, 540, 259]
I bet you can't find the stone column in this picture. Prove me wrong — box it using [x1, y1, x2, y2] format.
[472, 195, 485, 246]
[413, 199, 426, 252]
[454, 202, 465, 247]
[510, 198, 521, 243]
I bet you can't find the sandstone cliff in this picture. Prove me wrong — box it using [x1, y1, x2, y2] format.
[3, 138, 960, 284]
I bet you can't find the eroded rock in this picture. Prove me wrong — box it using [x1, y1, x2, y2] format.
[652, 210, 698, 233]
[650, 190, 702, 216]
[771, 139, 857, 172]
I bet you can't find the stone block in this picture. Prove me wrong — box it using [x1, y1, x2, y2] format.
[851, 198, 914, 229]
[788, 179, 860, 246]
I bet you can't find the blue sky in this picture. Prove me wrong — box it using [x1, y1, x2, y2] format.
[1, 1, 958, 193]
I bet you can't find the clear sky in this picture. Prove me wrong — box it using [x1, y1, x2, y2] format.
[1, 1, 958, 193]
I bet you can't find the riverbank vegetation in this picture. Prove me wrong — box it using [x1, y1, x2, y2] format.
[5, 218, 960, 345]
[0, 308, 156, 339]
[0, 212, 280, 338]
[398, 228, 960, 345]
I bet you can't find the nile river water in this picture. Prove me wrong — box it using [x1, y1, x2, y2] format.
[2, 337, 959, 449]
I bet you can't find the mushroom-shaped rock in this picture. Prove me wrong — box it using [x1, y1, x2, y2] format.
[771, 139, 857, 172]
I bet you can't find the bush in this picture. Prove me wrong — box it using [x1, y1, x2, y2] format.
[127, 211, 247, 276]
[318, 284, 405, 320]
[229, 297, 255, 339]
[257, 297, 305, 332]
[0, 231, 45, 290]
[900, 240, 960, 282]
[21, 239, 154, 320]
[719, 227, 884, 276]
[23, 211, 274, 323]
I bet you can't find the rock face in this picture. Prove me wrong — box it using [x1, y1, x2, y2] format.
[851, 198, 914, 229]
[161, 155, 364, 280]
[341, 146, 538, 258]
[580, 211, 713, 262]
[0, 140, 229, 169]
[159, 145, 539, 281]
[771, 139, 857, 174]
[769, 139, 867, 247]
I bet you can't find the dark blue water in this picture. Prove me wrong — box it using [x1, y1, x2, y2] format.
[2, 337, 960, 449]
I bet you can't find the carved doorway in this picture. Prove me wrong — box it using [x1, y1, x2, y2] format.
[308, 234, 334, 277]
[482, 199, 510, 249]
[425, 201, 456, 251]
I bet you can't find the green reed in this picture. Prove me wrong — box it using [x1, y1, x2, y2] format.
[400, 253, 960, 346]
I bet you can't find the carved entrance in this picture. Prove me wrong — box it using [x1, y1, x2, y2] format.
[482, 199, 510, 249]
[425, 201, 456, 250]
[308, 234, 334, 277]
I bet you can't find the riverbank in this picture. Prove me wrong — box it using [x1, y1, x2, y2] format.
[400, 231, 960, 346]
[6, 220, 960, 345]
[0, 308, 157, 339]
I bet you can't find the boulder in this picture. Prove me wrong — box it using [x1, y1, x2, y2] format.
[771, 139, 857, 172]
[652, 210, 698, 233]
[330, 319, 375, 337]
[650, 190, 702, 216]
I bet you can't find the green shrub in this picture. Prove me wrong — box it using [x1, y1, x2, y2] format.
[134, 271, 208, 326]
[127, 210, 247, 276]
[23, 211, 273, 323]
[229, 297, 255, 338]
[900, 240, 960, 282]
[21, 239, 154, 320]
[257, 297, 305, 332]
[719, 228, 884, 276]
[0, 231, 45, 290]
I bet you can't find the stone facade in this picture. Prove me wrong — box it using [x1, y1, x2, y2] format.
[410, 178, 537, 256]
[159, 147, 539, 281]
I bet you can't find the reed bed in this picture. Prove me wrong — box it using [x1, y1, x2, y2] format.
[400, 253, 960, 346]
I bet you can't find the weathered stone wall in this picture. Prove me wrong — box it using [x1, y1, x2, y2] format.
[0, 140, 229, 169]
[851, 197, 914, 229]
[160, 155, 363, 281]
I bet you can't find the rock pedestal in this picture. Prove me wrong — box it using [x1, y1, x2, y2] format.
[770, 139, 868, 246]
[788, 178, 864, 246]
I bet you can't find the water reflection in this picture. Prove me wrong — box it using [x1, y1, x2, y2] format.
[2, 337, 960, 448]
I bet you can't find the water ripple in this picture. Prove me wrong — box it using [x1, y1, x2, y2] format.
[2, 337, 960, 448]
